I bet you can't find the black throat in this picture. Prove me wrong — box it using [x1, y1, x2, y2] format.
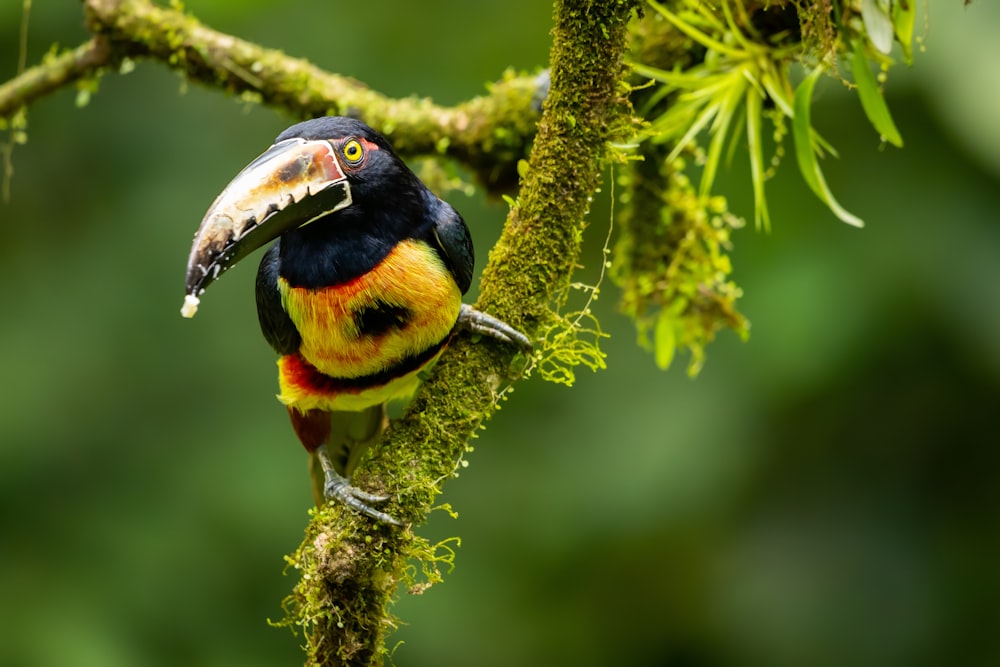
[276, 188, 431, 289]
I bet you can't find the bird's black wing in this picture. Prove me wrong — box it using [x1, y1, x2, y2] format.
[255, 241, 302, 355]
[428, 198, 475, 295]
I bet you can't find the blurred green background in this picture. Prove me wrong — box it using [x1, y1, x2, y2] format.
[2, 2, 998, 665]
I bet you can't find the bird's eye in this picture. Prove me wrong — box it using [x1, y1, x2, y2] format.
[342, 139, 365, 165]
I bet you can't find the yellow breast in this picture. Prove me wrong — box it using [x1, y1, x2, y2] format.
[278, 238, 462, 381]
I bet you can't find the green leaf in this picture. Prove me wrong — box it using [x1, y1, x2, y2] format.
[647, 0, 743, 58]
[745, 86, 770, 231]
[851, 41, 903, 147]
[793, 68, 865, 228]
[653, 309, 677, 371]
[699, 81, 742, 198]
[665, 99, 720, 163]
[892, 0, 917, 64]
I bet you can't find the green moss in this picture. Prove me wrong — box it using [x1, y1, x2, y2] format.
[535, 307, 609, 386]
[612, 146, 748, 376]
[273, 504, 410, 666]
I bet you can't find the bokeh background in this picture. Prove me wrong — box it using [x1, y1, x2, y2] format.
[2, 2, 998, 665]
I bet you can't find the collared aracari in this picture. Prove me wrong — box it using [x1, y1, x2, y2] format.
[182, 116, 530, 525]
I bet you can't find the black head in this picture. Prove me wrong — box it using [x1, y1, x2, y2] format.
[276, 116, 393, 149]
[275, 117, 420, 210]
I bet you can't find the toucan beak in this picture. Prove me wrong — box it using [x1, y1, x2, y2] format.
[181, 137, 351, 317]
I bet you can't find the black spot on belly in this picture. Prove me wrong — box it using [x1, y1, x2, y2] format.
[354, 300, 411, 337]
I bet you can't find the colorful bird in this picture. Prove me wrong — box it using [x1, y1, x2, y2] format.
[183, 116, 530, 524]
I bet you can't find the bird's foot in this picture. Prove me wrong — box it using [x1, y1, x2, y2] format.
[315, 444, 402, 526]
[457, 304, 532, 350]
[323, 472, 403, 526]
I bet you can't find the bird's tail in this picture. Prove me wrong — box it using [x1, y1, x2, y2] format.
[308, 404, 387, 507]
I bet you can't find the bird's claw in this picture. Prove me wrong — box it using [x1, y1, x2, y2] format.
[315, 444, 402, 526]
[324, 474, 403, 526]
[457, 304, 532, 351]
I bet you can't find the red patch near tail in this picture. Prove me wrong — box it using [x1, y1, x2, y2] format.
[287, 406, 330, 452]
[280, 352, 370, 398]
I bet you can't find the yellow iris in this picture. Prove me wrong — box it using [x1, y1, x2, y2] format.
[342, 139, 364, 164]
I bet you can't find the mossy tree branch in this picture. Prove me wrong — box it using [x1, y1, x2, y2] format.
[0, 37, 112, 116]
[0, 0, 545, 193]
[280, 1, 639, 664]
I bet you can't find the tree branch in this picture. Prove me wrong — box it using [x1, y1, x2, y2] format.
[0, 37, 112, 118]
[281, 1, 639, 664]
[84, 0, 545, 191]
[0, 0, 547, 192]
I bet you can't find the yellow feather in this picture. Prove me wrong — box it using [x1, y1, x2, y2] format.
[275, 239, 461, 413]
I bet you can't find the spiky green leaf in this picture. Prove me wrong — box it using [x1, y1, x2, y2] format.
[745, 86, 770, 230]
[851, 41, 904, 147]
[793, 68, 865, 228]
[892, 0, 917, 64]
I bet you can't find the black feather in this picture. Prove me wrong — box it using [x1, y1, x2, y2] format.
[427, 193, 474, 295]
[255, 241, 301, 355]
[354, 300, 412, 338]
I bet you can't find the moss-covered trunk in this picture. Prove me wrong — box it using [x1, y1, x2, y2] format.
[279, 1, 639, 664]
